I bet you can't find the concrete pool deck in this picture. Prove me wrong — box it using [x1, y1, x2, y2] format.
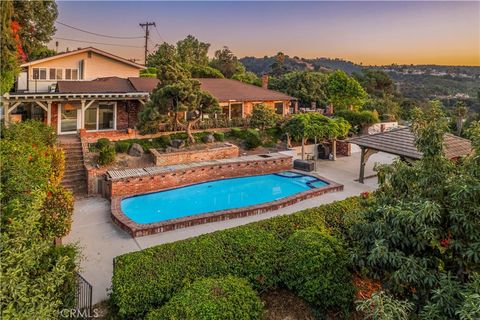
[64, 151, 396, 305]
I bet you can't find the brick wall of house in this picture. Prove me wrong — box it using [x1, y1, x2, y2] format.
[151, 143, 240, 166]
[106, 156, 292, 198]
[116, 100, 141, 131]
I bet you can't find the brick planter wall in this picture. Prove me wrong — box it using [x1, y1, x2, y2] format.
[151, 143, 240, 166]
[106, 154, 293, 198]
[110, 173, 343, 237]
[336, 140, 351, 156]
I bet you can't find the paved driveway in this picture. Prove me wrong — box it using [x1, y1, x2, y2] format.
[64, 151, 395, 305]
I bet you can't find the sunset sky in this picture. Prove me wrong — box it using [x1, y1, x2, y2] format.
[51, 1, 480, 66]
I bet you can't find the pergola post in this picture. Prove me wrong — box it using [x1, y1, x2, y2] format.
[359, 147, 378, 183]
[3, 101, 9, 123]
[331, 139, 337, 161]
[47, 101, 52, 125]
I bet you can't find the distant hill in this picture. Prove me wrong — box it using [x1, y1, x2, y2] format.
[240, 55, 480, 111]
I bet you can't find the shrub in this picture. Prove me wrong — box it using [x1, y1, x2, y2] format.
[111, 197, 362, 318]
[146, 276, 263, 320]
[230, 127, 242, 138]
[115, 141, 131, 153]
[98, 144, 116, 166]
[213, 131, 225, 141]
[249, 103, 279, 131]
[244, 129, 262, 150]
[1, 120, 56, 147]
[41, 186, 74, 238]
[280, 229, 355, 314]
[96, 138, 111, 150]
[50, 148, 65, 186]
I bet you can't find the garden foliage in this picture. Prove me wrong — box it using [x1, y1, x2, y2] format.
[146, 276, 264, 320]
[111, 197, 362, 318]
[0, 121, 77, 319]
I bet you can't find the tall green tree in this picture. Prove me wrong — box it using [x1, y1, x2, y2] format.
[353, 69, 395, 97]
[269, 71, 328, 108]
[210, 46, 243, 78]
[326, 70, 367, 111]
[352, 101, 480, 318]
[454, 100, 468, 136]
[249, 103, 279, 131]
[269, 52, 290, 77]
[176, 35, 210, 66]
[1, 0, 18, 94]
[139, 60, 220, 142]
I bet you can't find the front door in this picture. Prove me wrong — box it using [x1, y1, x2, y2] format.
[59, 104, 80, 134]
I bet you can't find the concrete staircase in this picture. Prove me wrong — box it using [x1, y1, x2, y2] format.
[58, 135, 87, 196]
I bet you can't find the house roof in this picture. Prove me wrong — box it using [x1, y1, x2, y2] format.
[196, 78, 296, 102]
[348, 127, 472, 160]
[57, 77, 137, 93]
[20, 47, 145, 69]
[55, 77, 296, 102]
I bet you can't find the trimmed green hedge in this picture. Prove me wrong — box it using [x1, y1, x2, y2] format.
[146, 276, 263, 320]
[281, 229, 354, 315]
[111, 197, 363, 318]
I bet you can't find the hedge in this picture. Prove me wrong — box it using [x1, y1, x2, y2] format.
[280, 229, 354, 315]
[111, 197, 363, 318]
[146, 276, 263, 320]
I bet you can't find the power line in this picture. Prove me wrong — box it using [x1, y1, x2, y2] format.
[153, 25, 165, 43]
[53, 37, 144, 48]
[56, 21, 144, 39]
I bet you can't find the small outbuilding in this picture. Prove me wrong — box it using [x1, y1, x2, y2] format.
[348, 127, 473, 183]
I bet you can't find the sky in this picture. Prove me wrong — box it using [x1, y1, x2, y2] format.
[51, 1, 480, 66]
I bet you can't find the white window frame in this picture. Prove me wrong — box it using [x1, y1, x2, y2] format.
[57, 103, 81, 135]
[32, 68, 47, 80]
[273, 101, 285, 116]
[85, 102, 117, 132]
[229, 102, 244, 119]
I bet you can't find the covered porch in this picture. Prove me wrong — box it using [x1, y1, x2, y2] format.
[2, 92, 149, 135]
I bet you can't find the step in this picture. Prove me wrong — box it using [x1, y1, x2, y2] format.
[65, 156, 84, 162]
[64, 165, 85, 172]
[62, 181, 87, 189]
[62, 173, 86, 182]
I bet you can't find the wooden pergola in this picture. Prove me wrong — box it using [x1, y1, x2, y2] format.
[349, 127, 473, 183]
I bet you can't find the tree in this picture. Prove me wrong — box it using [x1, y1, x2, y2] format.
[326, 70, 367, 111]
[0, 0, 18, 94]
[249, 104, 279, 131]
[176, 35, 210, 66]
[351, 101, 480, 318]
[363, 94, 400, 121]
[270, 52, 290, 77]
[147, 42, 177, 68]
[231, 71, 261, 86]
[139, 60, 220, 143]
[335, 109, 379, 134]
[454, 100, 468, 136]
[210, 46, 243, 78]
[353, 69, 395, 97]
[282, 113, 350, 160]
[269, 71, 328, 109]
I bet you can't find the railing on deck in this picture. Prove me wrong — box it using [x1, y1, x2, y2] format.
[75, 273, 93, 316]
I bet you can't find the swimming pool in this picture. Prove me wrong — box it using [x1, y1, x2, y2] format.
[120, 171, 328, 224]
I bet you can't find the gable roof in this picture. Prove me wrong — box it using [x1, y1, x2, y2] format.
[56, 77, 297, 102]
[21, 47, 145, 69]
[196, 78, 296, 102]
[348, 127, 472, 160]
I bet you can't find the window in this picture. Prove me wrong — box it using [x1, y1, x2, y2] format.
[71, 69, 78, 80]
[274, 102, 284, 115]
[56, 69, 63, 80]
[84, 108, 97, 130]
[84, 103, 115, 131]
[33, 68, 47, 80]
[49, 68, 56, 80]
[65, 69, 71, 80]
[230, 103, 243, 119]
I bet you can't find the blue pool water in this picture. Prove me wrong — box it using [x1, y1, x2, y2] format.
[121, 172, 328, 224]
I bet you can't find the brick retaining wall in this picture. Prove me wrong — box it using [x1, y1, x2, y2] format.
[151, 143, 240, 166]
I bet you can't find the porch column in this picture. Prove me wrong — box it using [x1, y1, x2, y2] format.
[331, 139, 337, 161]
[80, 100, 86, 129]
[3, 101, 9, 123]
[47, 101, 52, 125]
[358, 147, 378, 184]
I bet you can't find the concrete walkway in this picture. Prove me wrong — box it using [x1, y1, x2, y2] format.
[64, 151, 395, 305]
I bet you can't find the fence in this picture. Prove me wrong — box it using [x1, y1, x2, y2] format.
[75, 273, 93, 316]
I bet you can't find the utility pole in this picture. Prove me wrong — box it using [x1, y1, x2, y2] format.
[139, 22, 156, 65]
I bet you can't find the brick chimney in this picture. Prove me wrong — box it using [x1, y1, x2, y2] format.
[261, 74, 269, 89]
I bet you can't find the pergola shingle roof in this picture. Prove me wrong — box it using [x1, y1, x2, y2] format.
[349, 127, 472, 160]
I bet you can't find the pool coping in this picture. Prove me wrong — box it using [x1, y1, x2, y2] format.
[110, 171, 343, 237]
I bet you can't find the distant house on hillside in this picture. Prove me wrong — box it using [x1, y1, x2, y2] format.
[3, 47, 296, 136]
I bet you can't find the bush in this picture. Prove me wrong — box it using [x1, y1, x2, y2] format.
[280, 229, 354, 314]
[98, 144, 116, 166]
[115, 141, 131, 153]
[111, 197, 362, 318]
[244, 129, 262, 150]
[249, 103, 279, 131]
[41, 186, 74, 238]
[1, 120, 56, 147]
[230, 127, 242, 138]
[96, 138, 111, 150]
[50, 148, 65, 186]
[213, 131, 225, 142]
[146, 276, 263, 320]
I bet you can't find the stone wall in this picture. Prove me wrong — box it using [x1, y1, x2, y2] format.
[151, 143, 240, 166]
[106, 154, 293, 198]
